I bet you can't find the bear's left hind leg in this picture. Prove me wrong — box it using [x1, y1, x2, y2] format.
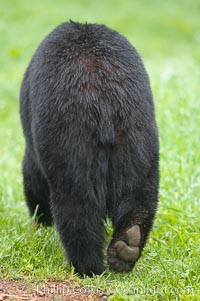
[50, 184, 106, 277]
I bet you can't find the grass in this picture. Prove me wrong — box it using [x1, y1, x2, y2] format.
[0, 0, 200, 300]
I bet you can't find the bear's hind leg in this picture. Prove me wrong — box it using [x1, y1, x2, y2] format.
[22, 149, 53, 226]
[107, 160, 159, 272]
[50, 185, 106, 277]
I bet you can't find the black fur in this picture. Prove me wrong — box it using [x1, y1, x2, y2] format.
[20, 21, 159, 276]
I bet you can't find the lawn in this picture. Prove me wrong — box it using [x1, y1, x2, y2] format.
[0, 0, 200, 300]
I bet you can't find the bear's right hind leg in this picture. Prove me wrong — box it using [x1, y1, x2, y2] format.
[22, 148, 53, 226]
[107, 159, 159, 272]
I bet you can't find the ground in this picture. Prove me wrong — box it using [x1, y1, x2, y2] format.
[0, 0, 200, 300]
[0, 280, 108, 300]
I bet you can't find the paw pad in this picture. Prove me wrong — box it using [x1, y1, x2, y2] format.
[114, 241, 139, 262]
[126, 225, 141, 247]
[113, 225, 141, 263]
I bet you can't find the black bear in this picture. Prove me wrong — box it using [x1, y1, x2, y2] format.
[20, 21, 159, 276]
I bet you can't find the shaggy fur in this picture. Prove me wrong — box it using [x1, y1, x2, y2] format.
[20, 21, 159, 276]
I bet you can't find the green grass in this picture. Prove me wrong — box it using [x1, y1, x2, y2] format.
[0, 0, 200, 300]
